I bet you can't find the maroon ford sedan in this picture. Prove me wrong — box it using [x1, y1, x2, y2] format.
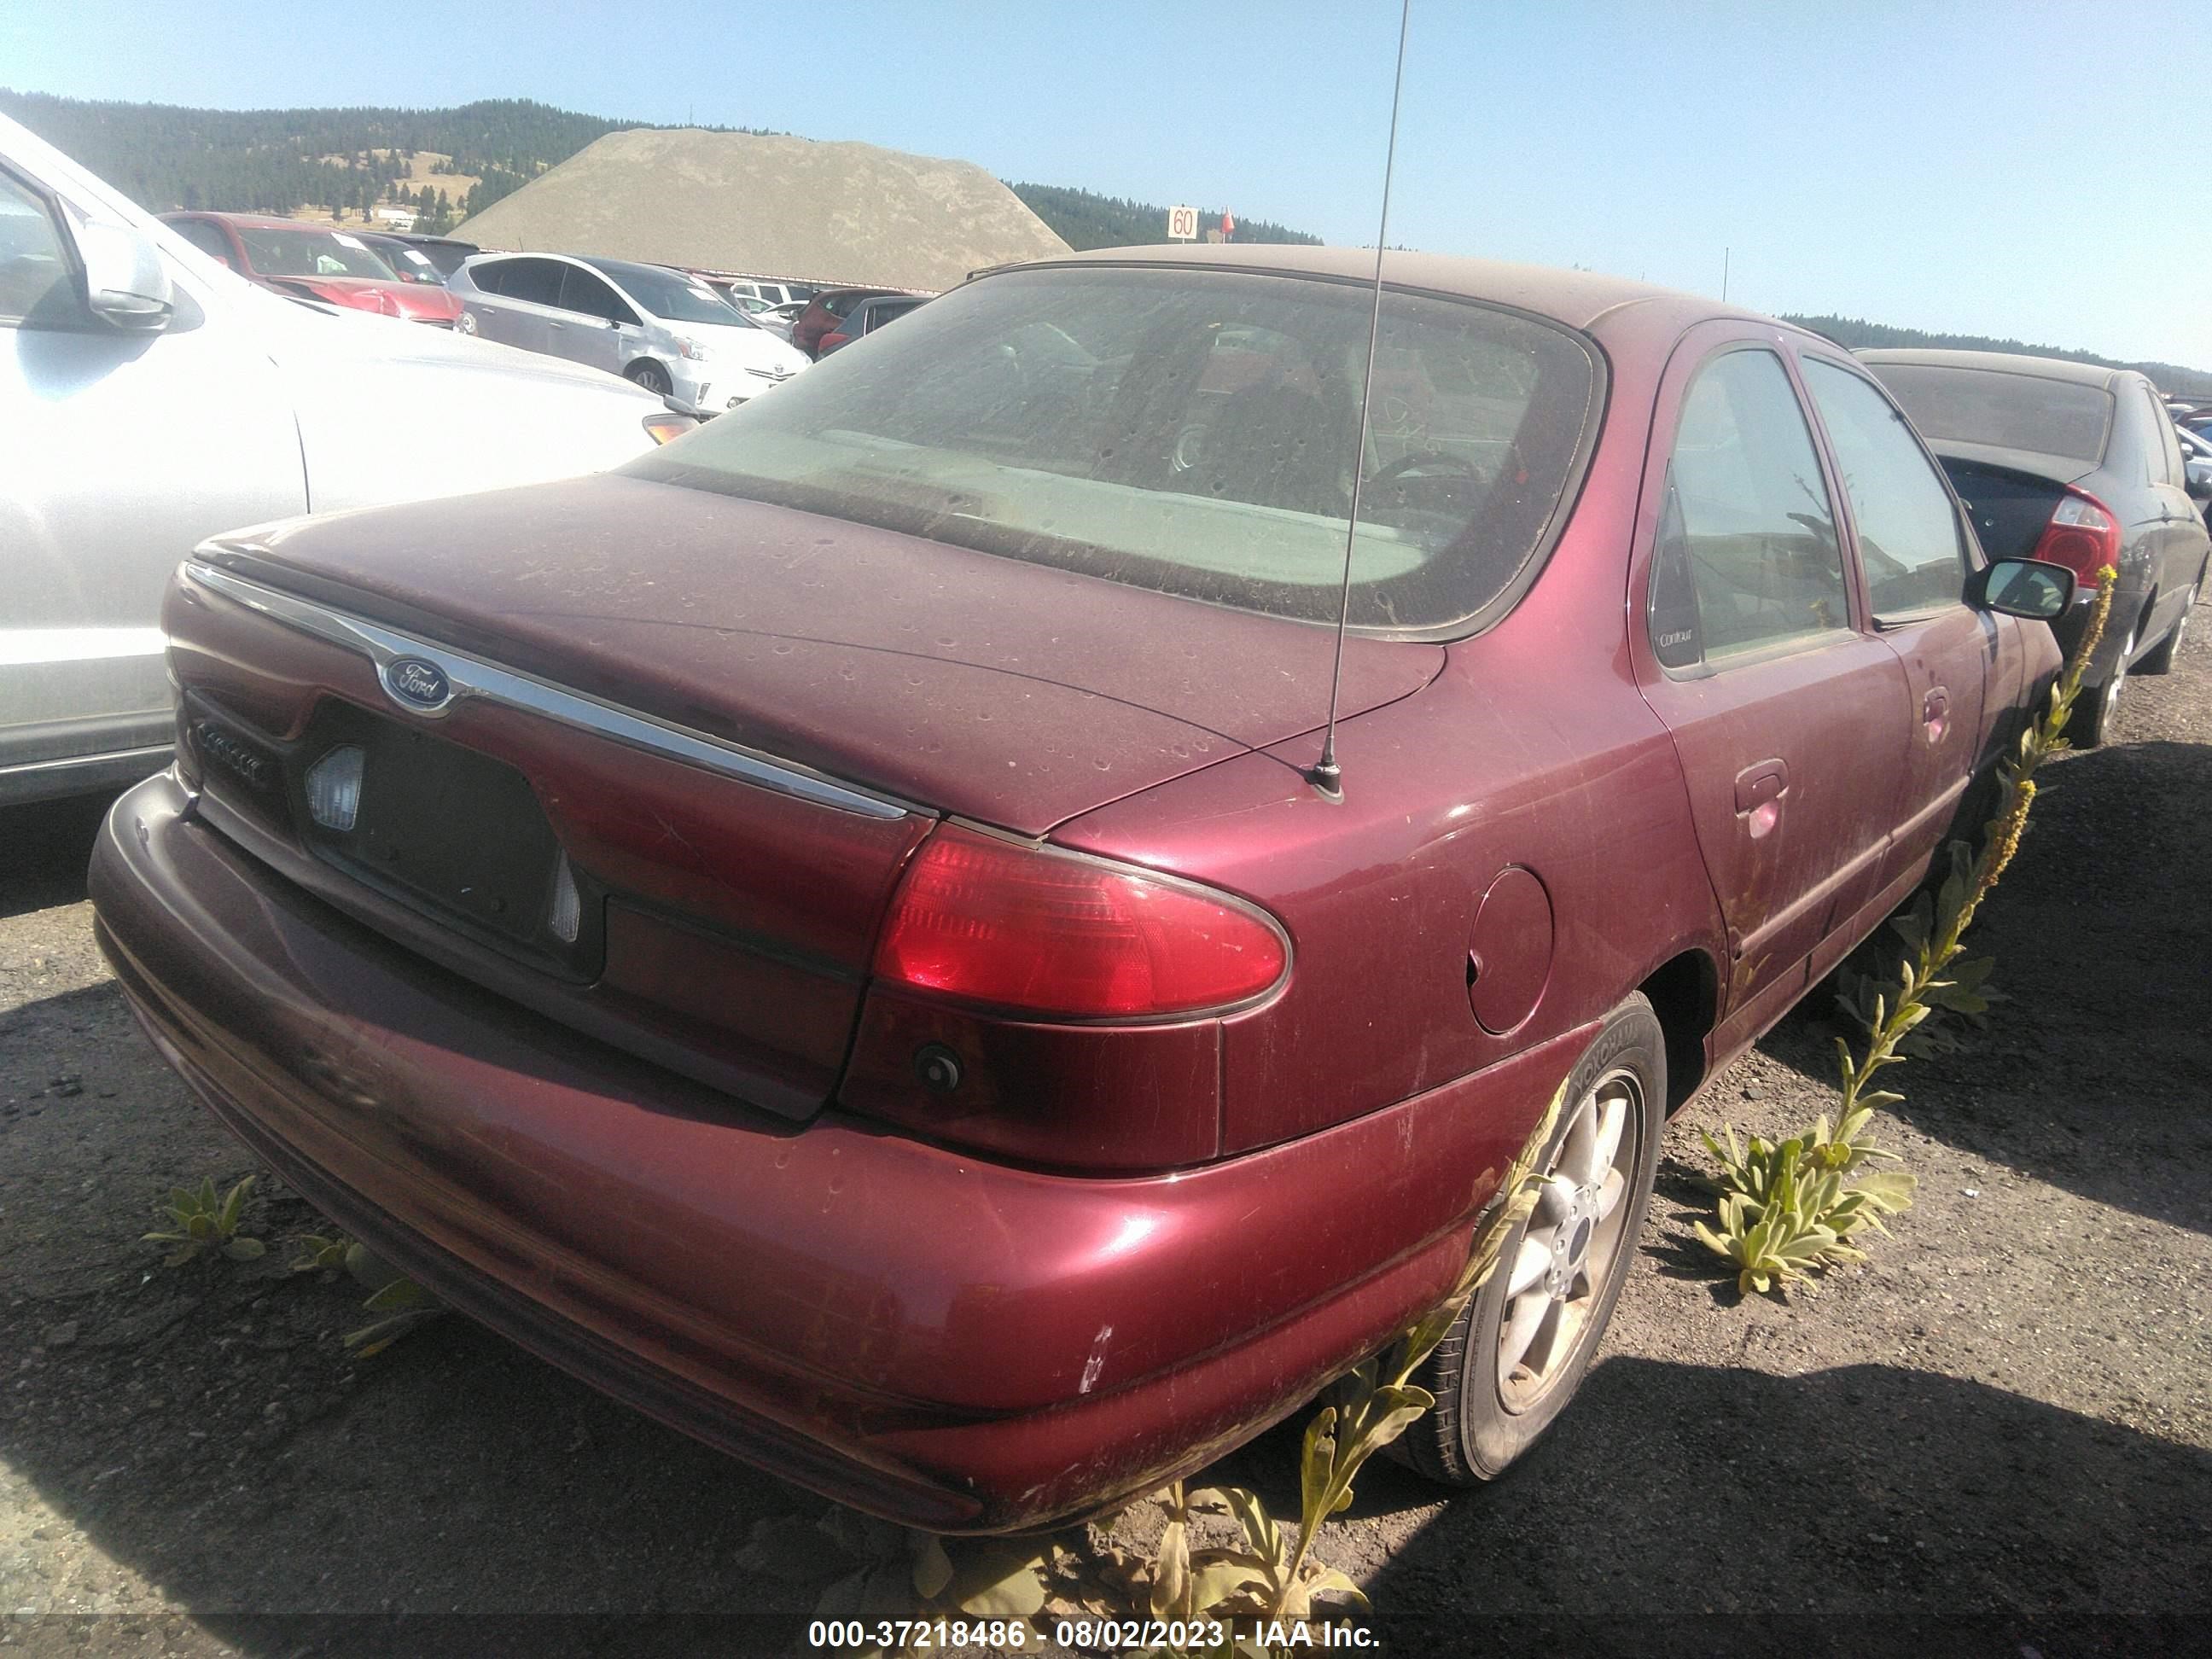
[90, 246, 2069, 1531]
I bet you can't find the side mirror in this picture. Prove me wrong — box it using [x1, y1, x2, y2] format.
[72, 217, 174, 332]
[1971, 557, 2073, 621]
[2186, 457, 2212, 502]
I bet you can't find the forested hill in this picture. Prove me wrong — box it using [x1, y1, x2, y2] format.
[1785, 312, 2212, 399]
[0, 91, 759, 224]
[1004, 183, 1322, 249]
[0, 91, 1330, 250]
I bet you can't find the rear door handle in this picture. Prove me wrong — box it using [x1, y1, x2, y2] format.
[1734, 759, 1789, 812]
[1923, 685, 1951, 745]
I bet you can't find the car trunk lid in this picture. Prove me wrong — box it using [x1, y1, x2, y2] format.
[208, 473, 1443, 835]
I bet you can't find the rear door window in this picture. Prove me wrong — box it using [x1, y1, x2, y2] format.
[864, 300, 921, 332]
[2144, 387, 2186, 486]
[1646, 347, 1849, 669]
[494, 258, 567, 308]
[1802, 358, 1970, 617]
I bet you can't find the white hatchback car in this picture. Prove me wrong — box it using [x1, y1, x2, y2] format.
[450, 253, 809, 416]
[0, 113, 694, 808]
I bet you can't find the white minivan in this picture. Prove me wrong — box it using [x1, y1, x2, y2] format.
[0, 114, 693, 808]
[451, 253, 809, 417]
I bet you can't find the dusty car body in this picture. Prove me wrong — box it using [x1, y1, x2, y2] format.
[92, 246, 2067, 1531]
[0, 114, 692, 808]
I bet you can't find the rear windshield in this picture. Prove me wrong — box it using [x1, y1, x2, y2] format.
[628, 266, 1601, 632]
[1871, 363, 2114, 465]
[235, 226, 398, 282]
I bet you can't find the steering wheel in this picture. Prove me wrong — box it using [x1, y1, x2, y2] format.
[1370, 450, 1479, 486]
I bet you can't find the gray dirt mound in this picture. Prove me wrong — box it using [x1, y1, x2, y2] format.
[453, 126, 1071, 291]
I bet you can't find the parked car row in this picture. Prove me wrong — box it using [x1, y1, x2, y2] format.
[447, 252, 810, 417]
[0, 115, 690, 807]
[153, 201, 936, 387]
[160, 211, 466, 326]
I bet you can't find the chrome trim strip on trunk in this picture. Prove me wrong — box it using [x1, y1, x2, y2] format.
[183, 558, 914, 822]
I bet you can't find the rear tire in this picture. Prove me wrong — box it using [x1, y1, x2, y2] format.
[2135, 569, 2203, 676]
[626, 361, 673, 398]
[1392, 993, 1664, 1486]
[2067, 618, 2138, 748]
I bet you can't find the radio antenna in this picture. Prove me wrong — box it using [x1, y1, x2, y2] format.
[1307, 0, 1413, 800]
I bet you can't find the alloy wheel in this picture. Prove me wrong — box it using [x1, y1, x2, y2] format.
[1496, 1067, 1642, 1413]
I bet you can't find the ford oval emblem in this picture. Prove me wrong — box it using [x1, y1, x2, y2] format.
[384, 655, 451, 711]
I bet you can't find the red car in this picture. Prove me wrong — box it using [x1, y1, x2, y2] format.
[91, 247, 2069, 1532]
[160, 212, 464, 327]
[789, 285, 902, 358]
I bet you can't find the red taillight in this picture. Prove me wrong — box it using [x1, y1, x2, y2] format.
[818, 330, 849, 352]
[2030, 487, 2120, 591]
[872, 825, 1288, 1020]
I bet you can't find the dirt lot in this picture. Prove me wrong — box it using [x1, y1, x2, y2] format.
[3, 605, 2207, 1656]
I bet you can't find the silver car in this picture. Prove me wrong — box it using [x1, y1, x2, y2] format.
[0, 114, 694, 808]
[450, 253, 809, 416]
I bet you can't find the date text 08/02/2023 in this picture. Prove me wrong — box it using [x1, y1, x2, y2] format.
[806, 1619, 1382, 1650]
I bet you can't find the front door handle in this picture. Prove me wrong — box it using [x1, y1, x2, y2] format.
[1734, 759, 1789, 812]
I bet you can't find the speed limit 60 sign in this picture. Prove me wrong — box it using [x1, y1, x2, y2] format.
[1167, 205, 1198, 241]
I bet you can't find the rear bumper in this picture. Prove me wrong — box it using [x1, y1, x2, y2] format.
[90, 770, 1570, 1531]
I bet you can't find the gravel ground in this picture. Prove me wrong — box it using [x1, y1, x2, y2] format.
[3, 601, 2207, 1657]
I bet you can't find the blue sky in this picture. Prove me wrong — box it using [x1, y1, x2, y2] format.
[8, 0, 2208, 366]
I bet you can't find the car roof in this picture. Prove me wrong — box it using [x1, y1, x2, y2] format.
[576, 254, 703, 287]
[1857, 347, 2139, 392]
[976, 242, 1723, 334]
[166, 212, 350, 231]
